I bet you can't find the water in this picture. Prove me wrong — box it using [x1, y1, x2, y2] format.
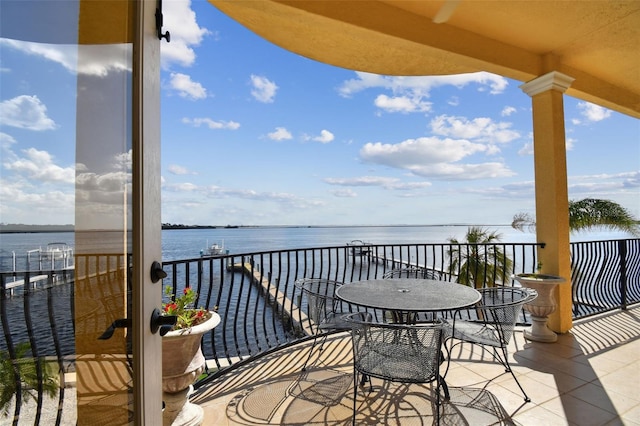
[1, 225, 636, 269]
[0, 226, 635, 358]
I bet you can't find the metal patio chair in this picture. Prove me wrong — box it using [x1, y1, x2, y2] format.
[444, 286, 538, 402]
[295, 278, 354, 371]
[345, 313, 449, 424]
[382, 266, 442, 280]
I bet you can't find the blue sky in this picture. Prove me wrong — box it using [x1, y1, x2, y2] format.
[1, 0, 639, 227]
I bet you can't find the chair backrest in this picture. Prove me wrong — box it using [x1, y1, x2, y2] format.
[346, 313, 444, 384]
[295, 278, 344, 324]
[382, 267, 441, 280]
[475, 287, 538, 345]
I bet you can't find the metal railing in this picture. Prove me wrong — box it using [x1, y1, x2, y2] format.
[571, 239, 640, 317]
[1, 239, 638, 423]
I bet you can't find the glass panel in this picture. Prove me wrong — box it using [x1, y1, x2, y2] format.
[1, 1, 136, 424]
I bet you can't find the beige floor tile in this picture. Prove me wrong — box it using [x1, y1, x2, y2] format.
[540, 393, 619, 426]
[511, 404, 569, 426]
[597, 365, 640, 397]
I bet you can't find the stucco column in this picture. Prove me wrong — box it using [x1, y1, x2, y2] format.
[520, 71, 574, 334]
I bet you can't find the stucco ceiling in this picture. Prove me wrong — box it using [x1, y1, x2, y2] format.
[209, 0, 640, 119]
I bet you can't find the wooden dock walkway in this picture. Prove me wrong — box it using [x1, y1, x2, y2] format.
[229, 262, 311, 335]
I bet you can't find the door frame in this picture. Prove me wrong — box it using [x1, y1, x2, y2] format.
[132, 0, 163, 423]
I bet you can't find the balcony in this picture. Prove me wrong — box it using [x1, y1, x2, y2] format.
[1, 239, 638, 424]
[195, 306, 640, 424]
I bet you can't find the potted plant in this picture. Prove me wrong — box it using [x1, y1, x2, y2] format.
[161, 286, 220, 426]
[513, 271, 566, 343]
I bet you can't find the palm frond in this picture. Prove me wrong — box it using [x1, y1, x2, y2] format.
[569, 198, 640, 236]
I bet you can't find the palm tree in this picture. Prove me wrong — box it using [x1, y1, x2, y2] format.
[512, 198, 640, 236]
[1, 342, 58, 417]
[447, 226, 513, 288]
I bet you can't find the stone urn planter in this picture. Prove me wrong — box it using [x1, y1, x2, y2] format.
[513, 273, 566, 343]
[162, 311, 220, 426]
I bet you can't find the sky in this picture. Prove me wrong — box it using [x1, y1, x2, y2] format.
[1, 0, 639, 227]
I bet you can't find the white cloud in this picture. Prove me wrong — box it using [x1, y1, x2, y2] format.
[324, 176, 431, 190]
[331, 189, 358, 198]
[169, 73, 207, 100]
[250, 75, 278, 103]
[4, 147, 74, 183]
[161, 0, 210, 69]
[374, 95, 432, 114]
[430, 115, 520, 144]
[0, 132, 17, 149]
[182, 117, 240, 130]
[0, 178, 74, 225]
[0, 95, 56, 131]
[518, 142, 534, 156]
[338, 71, 508, 98]
[168, 164, 195, 175]
[577, 102, 612, 122]
[360, 137, 515, 180]
[164, 182, 324, 210]
[0, 38, 131, 76]
[338, 72, 507, 116]
[567, 171, 640, 196]
[267, 127, 292, 141]
[311, 130, 335, 144]
[501, 106, 517, 116]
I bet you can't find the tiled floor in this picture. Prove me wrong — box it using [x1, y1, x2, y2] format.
[194, 305, 640, 425]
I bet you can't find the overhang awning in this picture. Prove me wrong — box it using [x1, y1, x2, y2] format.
[209, 0, 640, 119]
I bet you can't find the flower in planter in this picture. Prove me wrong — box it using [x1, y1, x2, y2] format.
[162, 286, 211, 330]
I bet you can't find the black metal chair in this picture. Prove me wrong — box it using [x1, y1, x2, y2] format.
[346, 313, 448, 425]
[295, 278, 354, 371]
[382, 266, 442, 280]
[444, 286, 538, 402]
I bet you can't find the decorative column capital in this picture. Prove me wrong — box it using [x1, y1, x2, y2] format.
[520, 71, 575, 97]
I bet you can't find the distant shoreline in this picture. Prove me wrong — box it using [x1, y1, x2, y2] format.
[0, 223, 508, 234]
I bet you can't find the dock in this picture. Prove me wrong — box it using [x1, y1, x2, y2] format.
[229, 261, 311, 335]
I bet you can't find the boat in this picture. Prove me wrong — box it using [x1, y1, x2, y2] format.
[346, 240, 373, 256]
[43, 242, 72, 260]
[27, 242, 74, 270]
[200, 241, 227, 257]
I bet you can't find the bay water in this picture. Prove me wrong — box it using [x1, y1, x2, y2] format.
[1, 224, 635, 270]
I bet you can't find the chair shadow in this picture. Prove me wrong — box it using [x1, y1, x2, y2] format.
[224, 367, 518, 425]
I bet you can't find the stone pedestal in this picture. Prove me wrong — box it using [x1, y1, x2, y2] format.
[513, 274, 566, 343]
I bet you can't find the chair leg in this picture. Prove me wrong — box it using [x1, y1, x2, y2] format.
[439, 375, 450, 400]
[301, 334, 326, 371]
[497, 346, 531, 402]
[352, 371, 358, 425]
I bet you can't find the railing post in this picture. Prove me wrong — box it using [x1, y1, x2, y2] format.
[618, 240, 628, 310]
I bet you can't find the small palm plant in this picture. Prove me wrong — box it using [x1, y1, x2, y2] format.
[447, 226, 513, 288]
[1, 342, 58, 417]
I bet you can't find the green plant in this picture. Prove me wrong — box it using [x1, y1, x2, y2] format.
[512, 198, 640, 236]
[162, 286, 210, 330]
[1, 342, 58, 417]
[447, 226, 513, 289]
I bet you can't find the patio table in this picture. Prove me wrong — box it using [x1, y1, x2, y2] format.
[336, 278, 481, 319]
